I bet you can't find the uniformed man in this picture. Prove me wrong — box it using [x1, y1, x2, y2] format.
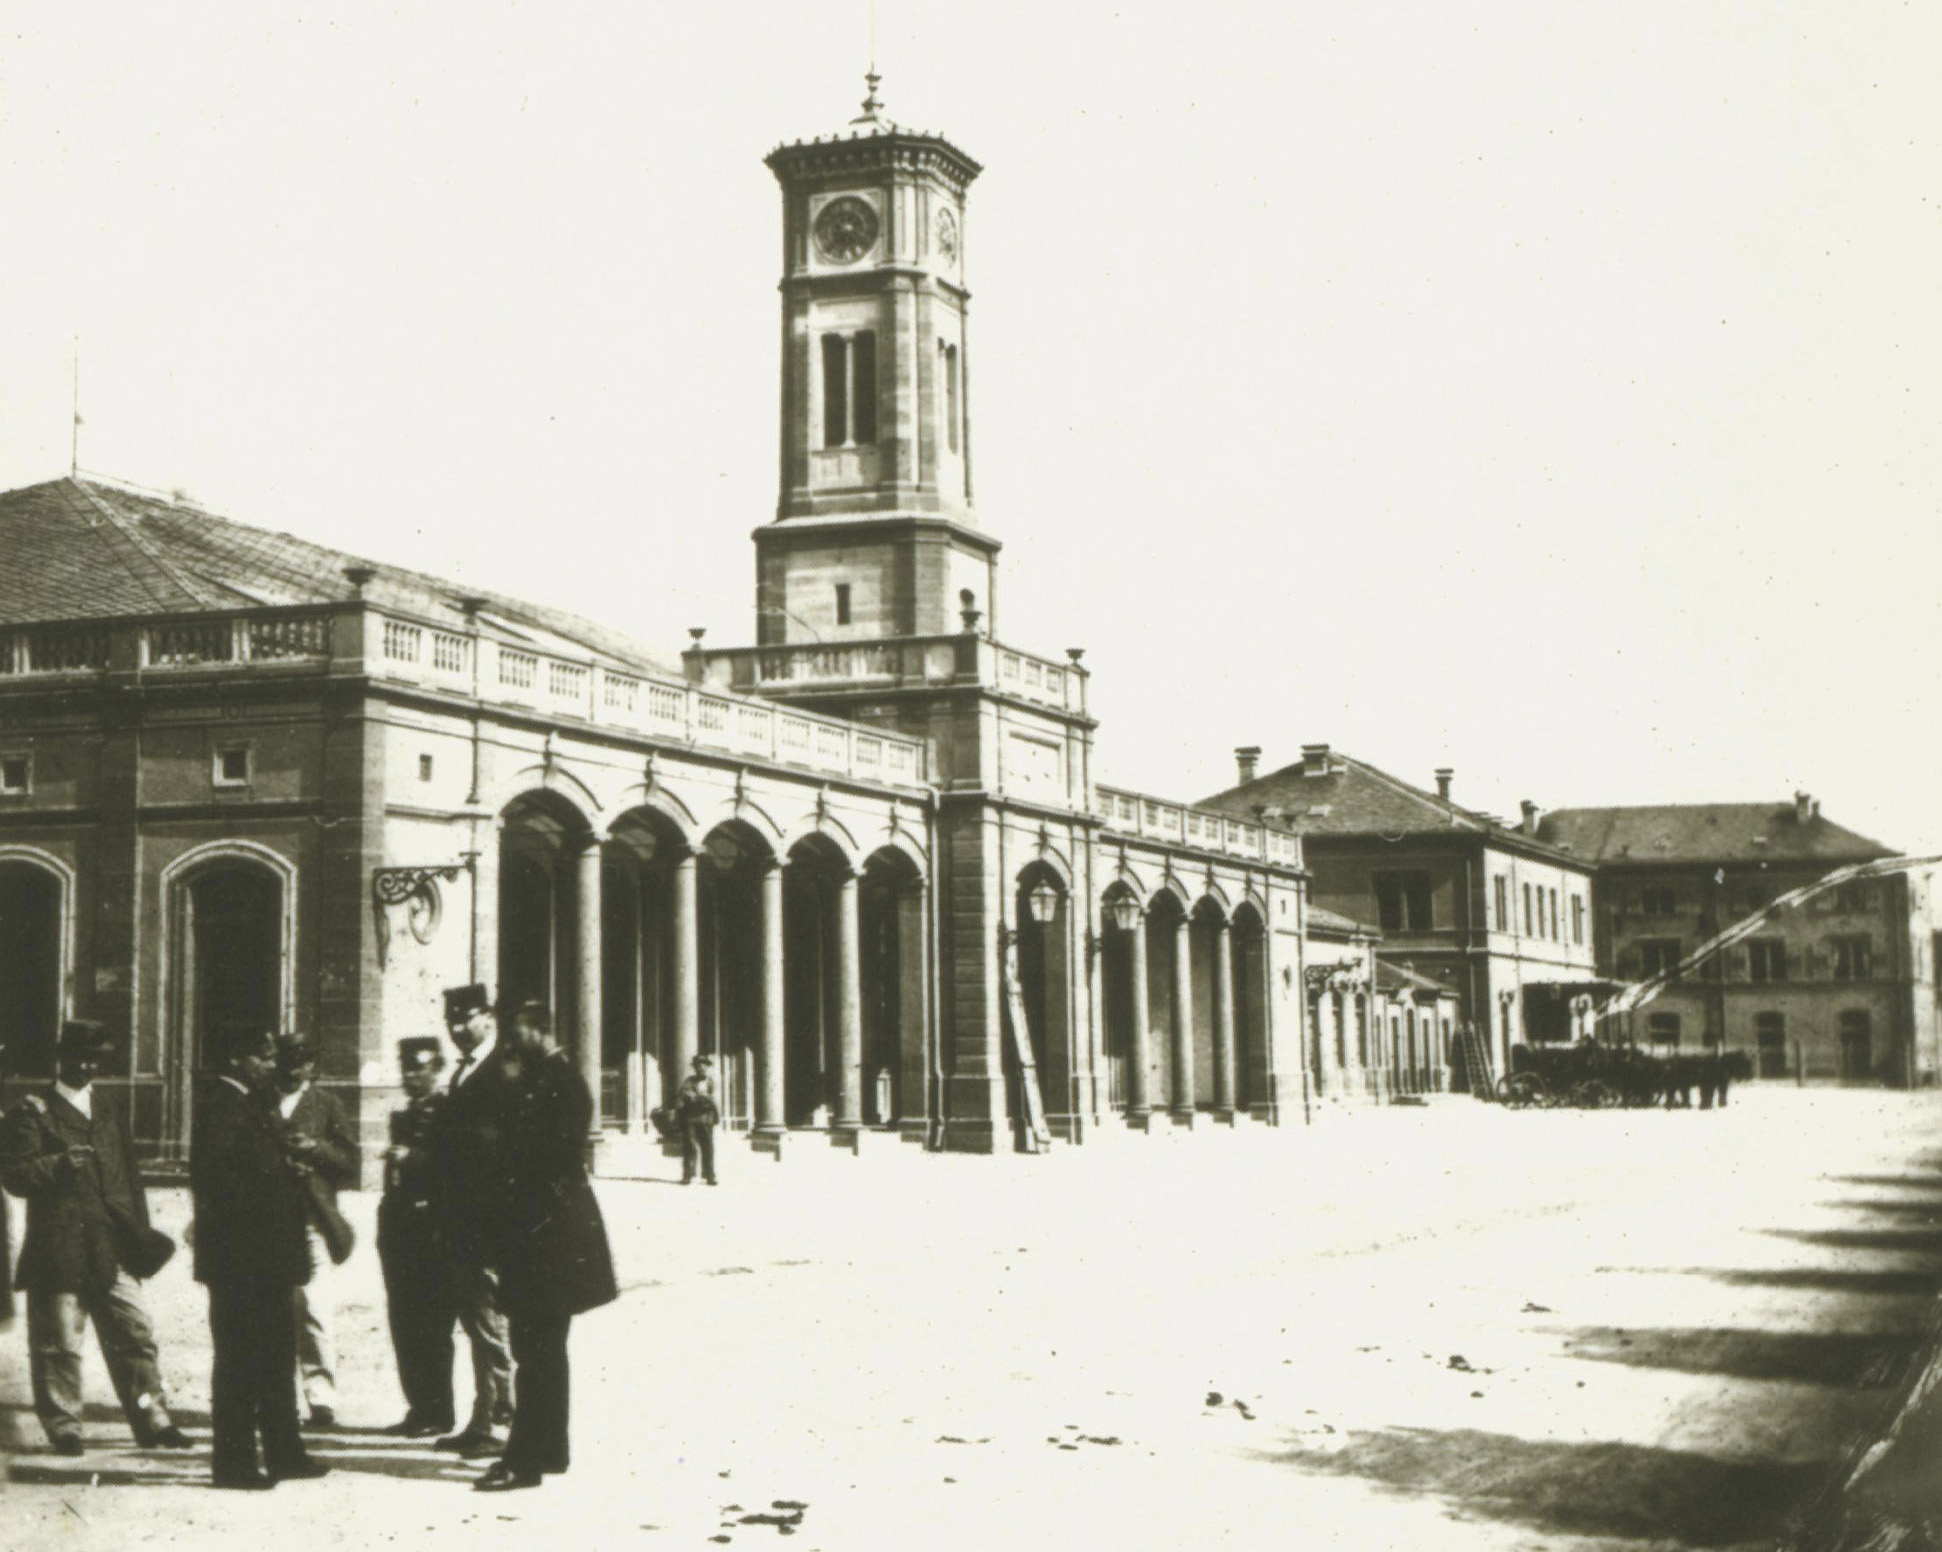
[275, 1034, 359, 1428]
[429, 983, 515, 1457]
[378, 1036, 455, 1437]
[191, 1026, 328, 1488]
[0, 1019, 190, 1456]
[472, 1002, 616, 1491]
[676, 1053, 720, 1186]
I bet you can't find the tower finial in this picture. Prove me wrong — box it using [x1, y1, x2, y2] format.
[852, 0, 884, 125]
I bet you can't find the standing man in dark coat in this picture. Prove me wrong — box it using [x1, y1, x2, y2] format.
[275, 1034, 359, 1428]
[431, 983, 516, 1457]
[190, 1027, 329, 1489]
[677, 1053, 720, 1186]
[473, 1002, 616, 1492]
[0, 1020, 190, 1455]
[378, 1036, 455, 1437]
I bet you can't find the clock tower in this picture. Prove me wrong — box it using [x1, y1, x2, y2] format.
[755, 80, 997, 647]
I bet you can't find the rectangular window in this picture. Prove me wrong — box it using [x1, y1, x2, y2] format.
[1641, 886, 1676, 916]
[821, 333, 849, 449]
[1549, 888, 1560, 940]
[1494, 876, 1508, 932]
[1373, 870, 1433, 932]
[1755, 1012, 1787, 1077]
[851, 330, 877, 444]
[1522, 883, 1533, 936]
[0, 755, 28, 794]
[1646, 1011, 1682, 1046]
[1639, 938, 1682, 980]
[834, 583, 852, 626]
[1571, 895, 1585, 946]
[943, 341, 961, 454]
[214, 745, 251, 787]
[418, 753, 434, 782]
[1748, 939, 1787, 983]
[1832, 937, 1872, 981]
[1834, 883, 1874, 913]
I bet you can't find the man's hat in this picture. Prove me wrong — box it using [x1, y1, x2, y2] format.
[398, 1036, 445, 1071]
[56, 1018, 110, 1054]
[274, 1032, 317, 1070]
[691, 1052, 713, 1068]
[443, 984, 492, 1020]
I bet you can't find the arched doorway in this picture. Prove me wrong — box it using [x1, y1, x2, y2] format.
[1187, 898, 1227, 1118]
[783, 835, 854, 1129]
[498, 791, 596, 1027]
[861, 847, 925, 1132]
[166, 848, 293, 1158]
[0, 858, 65, 1082]
[1098, 886, 1146, 1120]
[697, 822, 773, 1133]
[1009, 864, 1069, 1146]
[603, 803, 690, 1132]
[1145, 890, 1190, 1121]
[1229, 903, 1269, 1120]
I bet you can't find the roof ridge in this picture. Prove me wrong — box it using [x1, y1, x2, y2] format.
[70, 478, 229, 612]
[1334, 751, 1488, 831]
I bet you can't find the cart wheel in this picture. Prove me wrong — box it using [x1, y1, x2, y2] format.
[1573, 1079, 1617, 1110]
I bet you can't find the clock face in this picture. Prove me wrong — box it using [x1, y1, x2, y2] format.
[813, 196, 879, 264]
[935, 207, 959, 265]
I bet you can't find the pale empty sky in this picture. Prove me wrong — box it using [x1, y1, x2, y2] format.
[2, 3, 1937, 848]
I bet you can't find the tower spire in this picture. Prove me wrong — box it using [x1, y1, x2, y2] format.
[853, 0, 884, 125]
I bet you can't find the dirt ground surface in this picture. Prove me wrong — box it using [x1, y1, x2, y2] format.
[3, 1087, 1940, 1552]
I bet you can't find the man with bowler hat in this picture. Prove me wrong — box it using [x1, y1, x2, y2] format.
[430, 983, 515, 1457]
[191, 1026, 328, 1488]
[0, 1019, 190, 1455]
[473, 1002, 616, 1491]
[378, 1036, 455, 1436]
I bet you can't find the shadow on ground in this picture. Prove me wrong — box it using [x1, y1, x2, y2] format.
[1601, 1265, 1942, 1297]
[1763, 1227, 1942, 1256]
[1265, 1425, 1826, 1547]
[1559, 1327, 1921, 1388]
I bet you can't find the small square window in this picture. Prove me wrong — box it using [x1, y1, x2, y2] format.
[215, 746, 251, 787]
[419, 754, 435, 782]
[0, 755, 29, 794]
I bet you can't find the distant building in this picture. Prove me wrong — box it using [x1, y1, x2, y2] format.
[1540, 797, 1942, 1086]
[1204, 745, 1600, 1086]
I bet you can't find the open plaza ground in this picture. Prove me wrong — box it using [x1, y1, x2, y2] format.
[4, 1088, 1941, 1551]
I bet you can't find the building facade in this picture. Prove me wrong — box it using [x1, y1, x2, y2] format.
[1204, 745, 1601, 1085]
[1541, 797, 1942, 1086]
[0, 99, 1321, 1177]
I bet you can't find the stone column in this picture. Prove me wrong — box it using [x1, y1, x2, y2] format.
[574, 840, 604, 1150]
[669, 849, 699, 1080]
[1125, 910, 1151, 1126]
[1170, 914, 1195, 1124]
[834, 868, 863, 1129]
[756, 858, 785, 1138]
[1212, 919, 1236, 1120]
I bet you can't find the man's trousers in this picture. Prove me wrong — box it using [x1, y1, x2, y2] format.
[26, 1269, 174, 1445]
[207, 1276, 306, 1478]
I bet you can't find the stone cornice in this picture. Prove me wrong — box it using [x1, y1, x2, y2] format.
[767, 130, 982, 192]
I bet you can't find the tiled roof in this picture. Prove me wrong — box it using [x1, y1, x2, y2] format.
[1307, 904, 1376, 938]
[0, 477, 681, 676]
[1204, 749, 1503, 840]
[1537, 804, 1895, 866]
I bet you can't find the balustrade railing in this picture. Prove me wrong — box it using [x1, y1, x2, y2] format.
[0, 603, 928, 790]
[692, 633, 1087, 716]
[1094, 783, 1302, 868]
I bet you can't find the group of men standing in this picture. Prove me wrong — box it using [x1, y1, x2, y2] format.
[0, 982, 618, 1495]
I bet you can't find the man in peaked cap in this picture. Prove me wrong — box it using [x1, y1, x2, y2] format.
[428, 984, 515, 1455]
[0, 1019, 190, 1456]
[379, 1036, 457, 1436]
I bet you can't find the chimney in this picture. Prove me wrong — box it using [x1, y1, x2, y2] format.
[1235, 746, 1262, 785]
[1520, 799, 1541, 836]
[1301, 743, 1331, 775]
[1434, 768, 1454, 801]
